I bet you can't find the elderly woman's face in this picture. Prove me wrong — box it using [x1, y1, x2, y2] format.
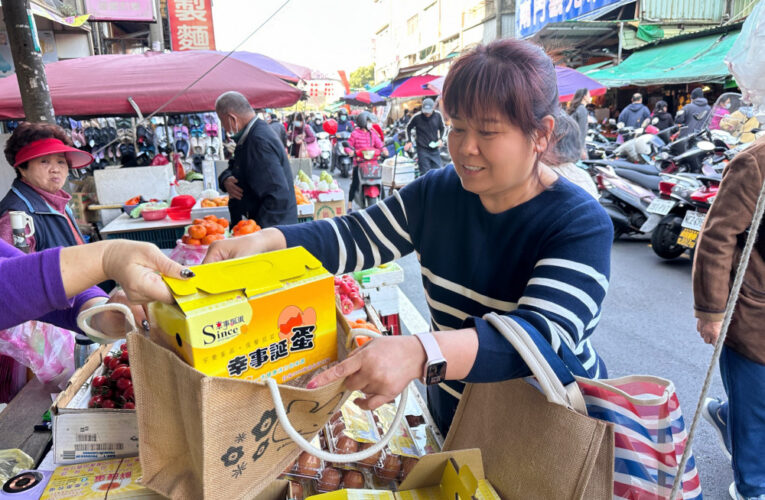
[20, 153, 68, 193]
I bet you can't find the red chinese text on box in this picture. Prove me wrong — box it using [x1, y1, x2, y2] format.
[168, 0, 216, 51]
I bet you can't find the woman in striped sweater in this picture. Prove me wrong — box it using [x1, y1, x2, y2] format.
[205, 38, 613, 435]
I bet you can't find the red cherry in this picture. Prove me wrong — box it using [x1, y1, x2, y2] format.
[91, 375, 108, 387]
[88, 396, 104, 408]
[101, 399, 116, 409]
[123, 387, 135, 401]
[116, 378, 132, 391]
[119, 350, 129, 364]
[123, 402, 135, 410]
[111, 366, 131, 381]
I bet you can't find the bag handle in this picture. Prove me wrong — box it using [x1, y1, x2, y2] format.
[82, 306, 407, 464]
[267, 327, 408, 463]
[77, 302, 139, 343]
[484, 313, 587, 414]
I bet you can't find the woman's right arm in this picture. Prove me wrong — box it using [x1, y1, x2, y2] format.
[0, 240, 188, 330]
[205, 186, 419, 274]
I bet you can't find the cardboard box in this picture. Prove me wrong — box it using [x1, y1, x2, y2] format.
[315, 199, 346, 220]
[353, 263, 404, 289]
[382, 162, 416, 187]
[69, 192, 100, 224]
[365, 286, 400, 316]
[297, 202, 315, 217]
[39, 457, 163, 499]
[190, 197, 230, 221]
[303, 450, 499, 500]
[150, 247, 337, 382]
[51, 345, 138, 465]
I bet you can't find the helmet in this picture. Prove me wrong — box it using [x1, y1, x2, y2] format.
[355, 111, 370, 129]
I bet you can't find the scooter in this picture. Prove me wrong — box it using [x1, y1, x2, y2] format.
[315, 131, 332, 170]
[589, 163, 657, 240]
[354, 148, 383, 209]
[333, 131, 353, 178]
[649, 175, 719, 259]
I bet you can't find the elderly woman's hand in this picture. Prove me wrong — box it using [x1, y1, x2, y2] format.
[101, 240, 189, 304]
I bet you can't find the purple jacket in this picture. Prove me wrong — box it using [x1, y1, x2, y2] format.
[0, 240, 107, 331]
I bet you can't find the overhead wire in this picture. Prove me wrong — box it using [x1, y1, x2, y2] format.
[91, 0, 293, 158]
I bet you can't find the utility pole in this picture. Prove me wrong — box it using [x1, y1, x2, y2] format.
[495, 0, 503, 40]
[149, 0, 164, 51]
[3, 0, 54, 122]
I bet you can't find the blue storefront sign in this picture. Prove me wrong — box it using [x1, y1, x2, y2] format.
[516, 0, 625, 38]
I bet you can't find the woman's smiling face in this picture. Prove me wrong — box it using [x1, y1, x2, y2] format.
[448, 112, 554, 211]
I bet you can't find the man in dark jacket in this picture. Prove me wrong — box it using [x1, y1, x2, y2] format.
[267, 113, 288, 149]
[693, 136, 765, 499]
[406, 98, 445, 174]
[676, 87, 712, 134]
[216, 92, 297, 227]
[618, 93, 651, 129]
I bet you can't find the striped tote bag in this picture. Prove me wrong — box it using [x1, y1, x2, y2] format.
[483, 313, 702, 500]
[577, 376, 702, 499]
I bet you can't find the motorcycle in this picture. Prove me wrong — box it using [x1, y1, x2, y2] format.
[353, 148, 383, 209]
[649, 175, 719, 259]
[333, 131, 353, 178]
[589, 162, 657, 240]
[315, 131, 332, 170]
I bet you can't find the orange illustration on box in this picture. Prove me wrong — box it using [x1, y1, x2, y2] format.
[150, 247, 337, 382]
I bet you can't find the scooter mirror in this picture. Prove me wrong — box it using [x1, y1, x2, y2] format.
[697, 140, 715, 151]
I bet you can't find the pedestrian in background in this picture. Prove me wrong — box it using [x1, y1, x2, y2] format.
[406, 97, 446, 175]
[287, 112, 317, 159]
[549, 113, 598, 199]
[650, 100, 675, 143]
[618, 93, 651, 129]
[266, 112, 288, 149]
[567, 87, 591, 159]
[215, 91, 297, 227]
[693, 136, 765, 500]
[676, 87, 712, 134]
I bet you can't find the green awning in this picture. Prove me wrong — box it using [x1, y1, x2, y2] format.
[588, 30, 739, 87]
[576, 61, 612, 75]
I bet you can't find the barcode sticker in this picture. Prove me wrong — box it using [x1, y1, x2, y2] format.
[62, 450, 76, 461]
[76, 433, 97, 442]
[74, 443, 124, 452]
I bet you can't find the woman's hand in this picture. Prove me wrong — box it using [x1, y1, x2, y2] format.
[307, 335, 425, 410]
[203, 228, 287, 264]
[82, 290, 148, 338]
[101, 240, 188, 304]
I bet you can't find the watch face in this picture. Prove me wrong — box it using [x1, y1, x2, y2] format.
[425, 361, 447, 385]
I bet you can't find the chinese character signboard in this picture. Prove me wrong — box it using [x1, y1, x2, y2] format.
[84, 0, 156, 22]
[516, 0, 624, 39]
[168, 0, 216, 51]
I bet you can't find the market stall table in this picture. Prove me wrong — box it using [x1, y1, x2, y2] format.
[99, 213, 191, 249]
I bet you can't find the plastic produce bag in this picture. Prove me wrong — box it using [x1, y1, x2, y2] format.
[0, 321, 74, 390]
[168, 239, 209, 266]
[0, 449, 34, 483]
[725, 1, 765, 120]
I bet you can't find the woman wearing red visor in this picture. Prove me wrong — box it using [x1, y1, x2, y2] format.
[0, 122, 94, 251]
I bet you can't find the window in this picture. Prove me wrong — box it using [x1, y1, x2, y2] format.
[407, 14, 419, 35]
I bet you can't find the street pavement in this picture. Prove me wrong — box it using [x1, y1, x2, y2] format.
[334, 171, 731, 497]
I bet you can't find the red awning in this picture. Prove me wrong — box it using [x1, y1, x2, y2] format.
[0, 51, 302, 119]
[389, 75, 440, 98]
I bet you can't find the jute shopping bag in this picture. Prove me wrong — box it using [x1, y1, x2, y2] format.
[443, 313, 615, 499]
[75, 303, 406, 500]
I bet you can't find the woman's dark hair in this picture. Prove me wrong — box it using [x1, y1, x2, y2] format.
[5, 121, 73, 175]
[653, 100, 668, 114]
[567, 88, 589, 115]
[442, 38, 559, 159]
[293, 112, 305, 122]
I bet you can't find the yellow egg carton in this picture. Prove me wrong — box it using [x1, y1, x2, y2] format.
[150, 247, 337, 382]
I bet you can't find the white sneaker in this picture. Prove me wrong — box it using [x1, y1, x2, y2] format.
[731, 482, 765, 500]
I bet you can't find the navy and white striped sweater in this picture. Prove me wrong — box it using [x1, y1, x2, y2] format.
[279, 166, 613, 433]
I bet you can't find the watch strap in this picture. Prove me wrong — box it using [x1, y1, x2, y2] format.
[415, 333, 443, 363]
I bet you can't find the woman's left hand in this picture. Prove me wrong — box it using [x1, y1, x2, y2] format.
[307, 335, 425, 410]
[82, 290, 147, 338]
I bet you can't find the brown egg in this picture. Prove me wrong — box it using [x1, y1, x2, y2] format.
[289, 481, 303, 500]
[317, 467, 342, 491]
[342, 470, 365, 489]
[376, 454, 402, 481]
[335, 435, 359, 454]
[401, 457, 419, 479]
[332, 420, 346, 438]
[358, 442, 382, 467]
[296, 452, 321, 476]
[330, 411, 343, 424]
